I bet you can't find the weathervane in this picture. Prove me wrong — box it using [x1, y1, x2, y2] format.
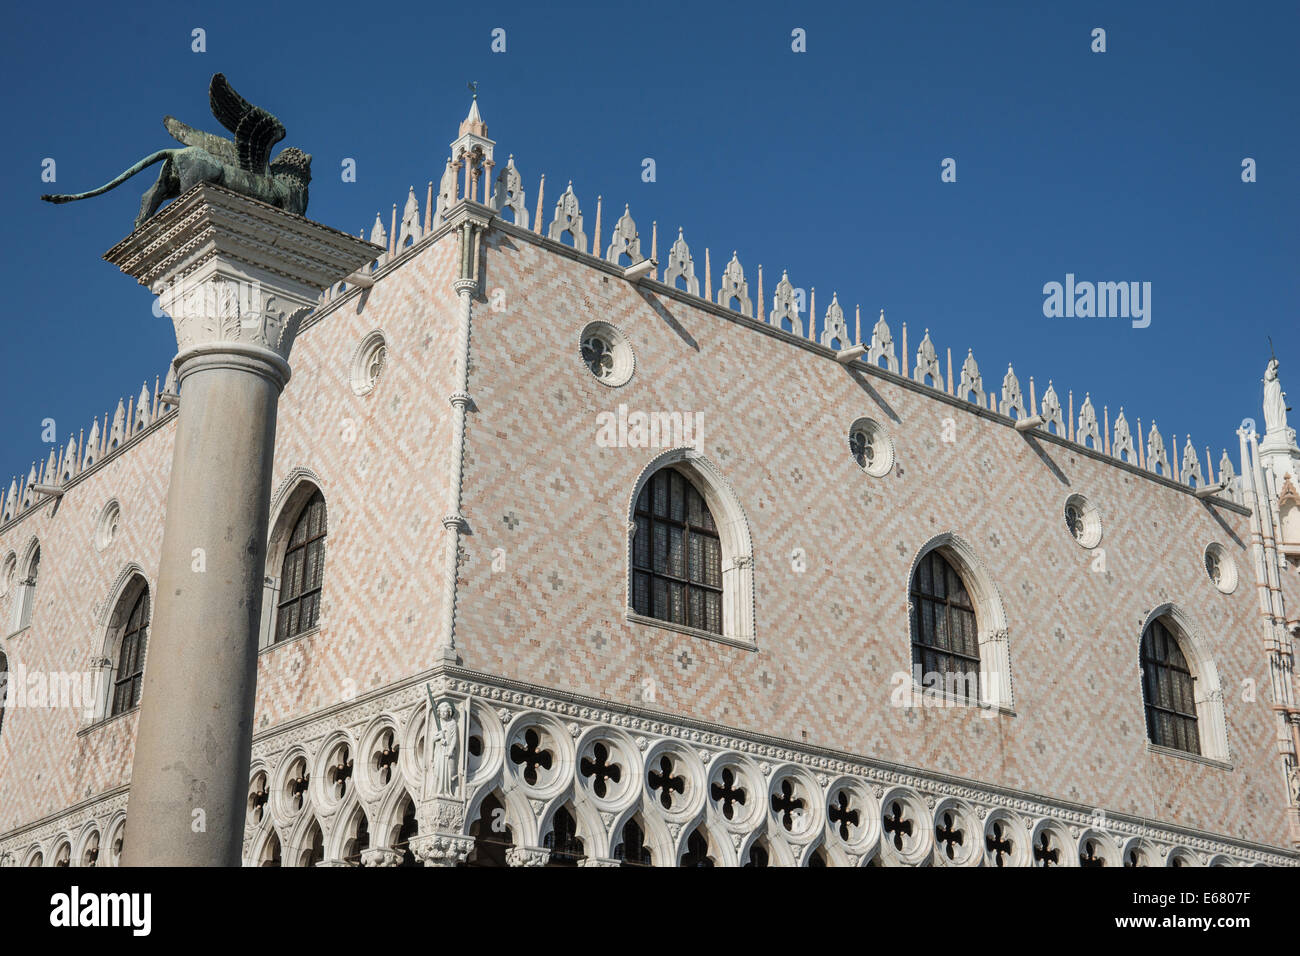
[468, 80, 479, 98]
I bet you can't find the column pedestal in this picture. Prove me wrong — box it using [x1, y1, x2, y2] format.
[104, 184, 378, 866]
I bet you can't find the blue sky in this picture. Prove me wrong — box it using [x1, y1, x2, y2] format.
[1, 0, 1296, 482]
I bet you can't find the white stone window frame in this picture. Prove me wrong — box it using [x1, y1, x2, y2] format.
[1201, 542, 1238, 595]
[905, 532, 1015, 713]
[1, 551, 16, 600]
[848, 416, 896, 478]
[260, 469, 328, 651]
[88, 565, 153, 725]
[1063, 493, 1103, 550]
[625, 448, 757, 648]
[94, 498, 122, 553]
[350, 329, 390, 397]
[8, 537, 41, 637]
[1138, 603, 1231, 765]
[579, 320, 635, 388]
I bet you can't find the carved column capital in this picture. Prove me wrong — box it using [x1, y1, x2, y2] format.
[411, 832, 473, 868]
[360, 847, 405, 868]
[103, 183, 380, 386]
[506, 845, 551, 867]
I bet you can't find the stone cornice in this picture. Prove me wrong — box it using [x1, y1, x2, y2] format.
[103, 184, 382, 296]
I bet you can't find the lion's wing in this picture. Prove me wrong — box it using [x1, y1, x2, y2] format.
[208, 73, 285, 174]
[163, 116, 239, 166]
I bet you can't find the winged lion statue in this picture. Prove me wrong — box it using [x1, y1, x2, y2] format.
[42, 73, 312, 228]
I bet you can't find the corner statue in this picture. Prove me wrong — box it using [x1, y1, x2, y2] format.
[1263, 357, 1290, 435]
[41, 73, 311, 228]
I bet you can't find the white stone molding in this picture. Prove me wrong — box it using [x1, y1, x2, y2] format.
[1076, 393, 1100, 449]
[1138, 603, 1231, 762]
[906, 532, 1015, 712]
[999, 365, 1026, 419]
[604, 205, 643, 265]
[491, 155, 528, 229]
[546, 182, 587, 252]
[913, 331, 942, 388]
[626, 448, 757, 645]
[769, 271, 801, 336]
[867, 310, 898, 373]
[716, 252, 752, 317]
[820, 294, 850, 349]
[958, 350, 984, 405]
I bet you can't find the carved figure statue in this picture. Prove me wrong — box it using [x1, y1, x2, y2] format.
[41, 73, 311, 228]
[1264, 357, 1289, 435]
[430, 700, 459, 796]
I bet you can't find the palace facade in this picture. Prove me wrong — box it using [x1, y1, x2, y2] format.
[2, 99, 1300, 867]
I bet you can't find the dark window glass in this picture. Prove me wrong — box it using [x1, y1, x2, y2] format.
[111, 590, 149, 716]
[1141, 618, 1200, 754]
[276, 491, 327, 642]
[910, 550, 981, 701]
[632, 470, 723, 635]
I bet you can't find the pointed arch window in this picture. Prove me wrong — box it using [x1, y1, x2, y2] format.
[632, 468, 722, 635]
[909, 550, 981, 701]
[111, 590, 149, 716]
[1141, 617, 1200, 755]
[11, 546, 40, 634]
[276, 491, 327, 642]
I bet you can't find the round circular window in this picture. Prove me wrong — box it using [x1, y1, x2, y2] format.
[848, 417, 894, 477]
[95, 500, 121, 552]
[1203, 543, 1238, 594]
[350, 330, 389, 396]
[1063, 493, 1102, 549]
[579, 321, 634, 387]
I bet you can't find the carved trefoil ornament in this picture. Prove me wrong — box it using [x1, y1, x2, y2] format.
[1180, 437, 1203, 487]
[913, 331, 942, 388]
[1076, 394, 1100, 449]
[769, 271, 801, 336]
[1146, 421, 1170, 475]
[397, 186, 422, 249]
[1000, 365, 1026, 418]
[492, 155, 528, 229]
[820, 294, 850, 349]
[958, 349, 984, 405]
[867, 310, 898, 373]
[547, 182, 587, 252]
[1039, 382, 1064, 435]
[716, 252, 752, 317]
[605, 205, 643, 265]
[1112, 408, 1135, 462]
[663, 228, 699, 295]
